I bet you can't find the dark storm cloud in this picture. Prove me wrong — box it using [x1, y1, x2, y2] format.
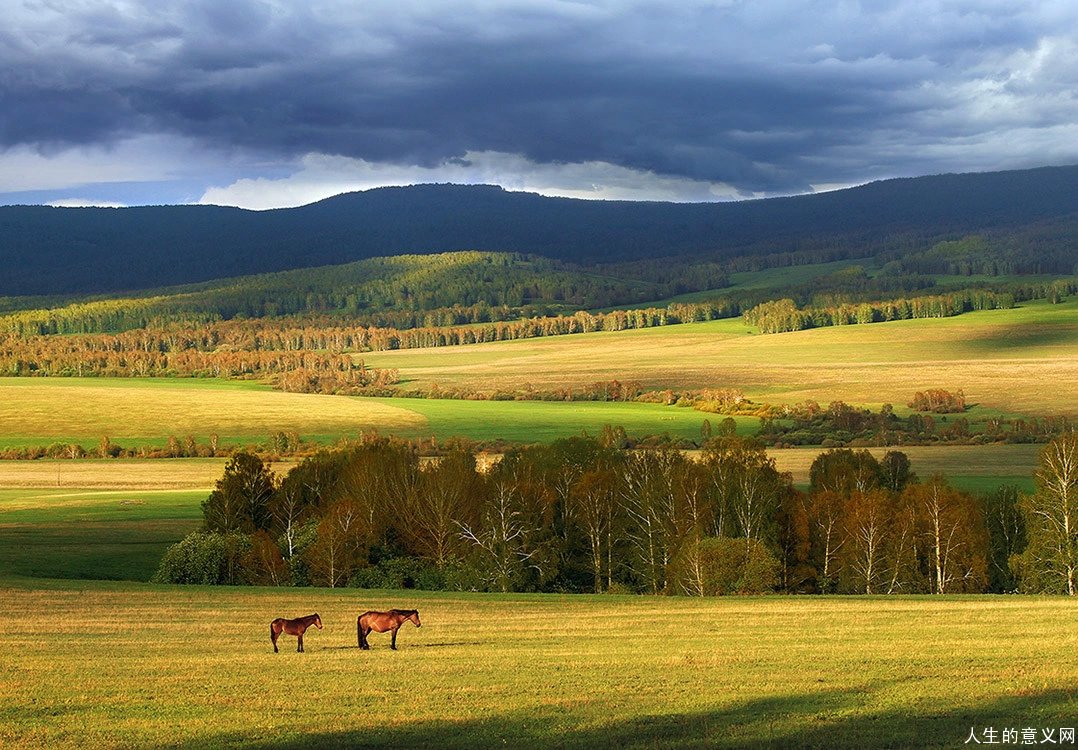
[3, 0, 1076, 196]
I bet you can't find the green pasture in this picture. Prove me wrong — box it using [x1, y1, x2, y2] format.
[369, 397, 755, 443]
[0, 377, 424, 449]
[768, 444, 1040, 494]
[0, 488, 203, 581]
[0, 376, 753, 446]
[614, 258, 876, 308]
[0, 299, 1074, 450]
[365, 298, 1078, 417]
[2, 581, 1077, 749]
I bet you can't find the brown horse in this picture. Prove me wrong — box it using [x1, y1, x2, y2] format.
[270, 613, 322, 653]
[357, 609, 421, 650]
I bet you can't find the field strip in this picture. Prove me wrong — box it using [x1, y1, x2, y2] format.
[0, 378, 428, 439]
[0, 459, 297, 489]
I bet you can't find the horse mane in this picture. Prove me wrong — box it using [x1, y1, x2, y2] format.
[389, 609, 417, 615]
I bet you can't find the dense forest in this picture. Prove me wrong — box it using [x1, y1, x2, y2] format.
[153, 433, 1078, 597]
[1, 165, 1076, 296]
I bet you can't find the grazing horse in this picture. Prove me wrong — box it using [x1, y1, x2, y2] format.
[270, 613, 322, 653]
[357, 609, 421, 650]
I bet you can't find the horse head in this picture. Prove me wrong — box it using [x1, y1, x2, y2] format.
[409, 610, 421, 628]
[313, 613, 323, 629]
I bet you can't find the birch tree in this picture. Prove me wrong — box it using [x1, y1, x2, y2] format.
[1020, 433, 1078, 594]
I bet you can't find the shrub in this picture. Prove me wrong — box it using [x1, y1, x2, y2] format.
[348, 557, 450, 590]
[152, 531, 251, 585]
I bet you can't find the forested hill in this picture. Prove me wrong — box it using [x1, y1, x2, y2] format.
[1, 164, 1076, 296]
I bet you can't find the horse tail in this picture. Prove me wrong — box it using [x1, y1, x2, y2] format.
[357, 615, 362, 647]
[270, 620, 277, 641]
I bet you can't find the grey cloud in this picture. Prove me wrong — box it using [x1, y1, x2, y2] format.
[2, 0, 1076, 196]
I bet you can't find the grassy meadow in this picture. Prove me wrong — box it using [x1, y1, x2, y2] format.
[0, 377, 754, 447]
[0, 299, 1073, 451]
[365, 298, 1078, 416]
[1, 275, 1073, 747]
[0, 487, 202, 580]
[3, 580, 1078, 749]
[0, 377, 424, 448]
[768, 443, 1039, 493]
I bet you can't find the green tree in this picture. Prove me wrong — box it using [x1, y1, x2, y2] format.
[906, 476, 987, 594]
[670, 536, 778, 595]
[810, 448, 880, 495]
[983, 485, 1026, 593]
[1018, 434, 1078, 594]
[202, 453, 276, 534]
[879, 450, 914, 492]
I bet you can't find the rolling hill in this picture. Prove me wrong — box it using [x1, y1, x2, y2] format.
[1, 165, 1076, 296]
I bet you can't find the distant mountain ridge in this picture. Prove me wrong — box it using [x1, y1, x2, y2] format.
[1, 165, 1076, 296]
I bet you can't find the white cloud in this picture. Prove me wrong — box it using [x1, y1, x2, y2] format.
[198, 151, 754, 209]
[45, 199, 128, 208]
[0, 135, 265, 196]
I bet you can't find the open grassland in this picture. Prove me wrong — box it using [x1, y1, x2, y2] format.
[0, 450, 1059, 748]
[365, 298, 1078, 416]
[0, 300, 1072, 448]
[0, 458, 233, 489]
[770, 444, 1039, 493]
[0, 377, 425, 447]
[0, 488, 202, 580]
[0, 460, 300, 580]
[2, 581, 1078, 749]
[369, 398, 756, 443]
[0, 377, 752, 445]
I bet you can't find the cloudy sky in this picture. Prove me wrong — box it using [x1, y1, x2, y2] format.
[2, 0, 1076, 209]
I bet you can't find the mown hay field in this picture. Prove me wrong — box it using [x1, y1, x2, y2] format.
[363, 299, 1078, 416]
[2, 580, 1078, 749]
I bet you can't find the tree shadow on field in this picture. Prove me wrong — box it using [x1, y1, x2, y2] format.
[157, 684, 1078, 749]
[962, 322, 1078, 352]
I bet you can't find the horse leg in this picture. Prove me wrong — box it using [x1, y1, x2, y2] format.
[360, 625, 370, 650]
[271, 623, 279, 653]
[391, 626, 399, 650]
[298, 631, 304, 653]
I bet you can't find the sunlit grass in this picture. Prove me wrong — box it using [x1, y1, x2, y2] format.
[364, 299, 1078, 417]
[2, 582, 1077, 748]
[0, 377, 425, 446]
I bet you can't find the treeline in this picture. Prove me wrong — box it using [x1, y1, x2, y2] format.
[0, 332, 397, 395]
[881, 227, 1078, 277]
[153, 432, 1078, 596]
[0, 251, 730, 336]
[0, 432, 307, 461]
[0, 300, 740, 376]
[743, 289, 1019, 333]
[759, 399, 1074, 447]
[4, 239, 1073, 341]
[6, 279, 1063, 390]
